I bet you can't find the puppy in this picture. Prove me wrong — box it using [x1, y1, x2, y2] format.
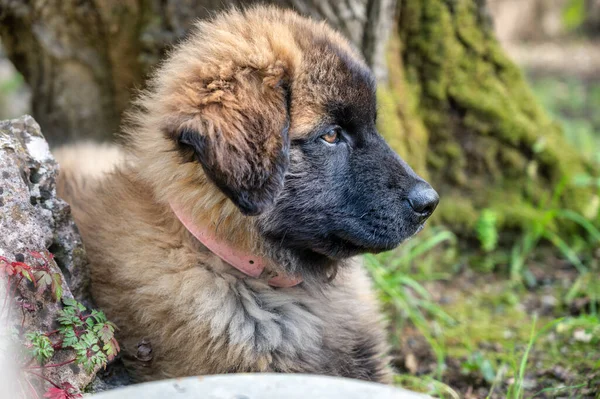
[56, 6, 438, 383]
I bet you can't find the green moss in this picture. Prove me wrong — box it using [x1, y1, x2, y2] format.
[443, 142, 462, 159]
[488, 195, 548, 230]
[377, 87, 408, 157]
[377, 36, 430, 178]
[434, 195, 478, 230]
[436, 281, 600, 379]
[441, 287, 534, 359]
[387, 0, 599, 237]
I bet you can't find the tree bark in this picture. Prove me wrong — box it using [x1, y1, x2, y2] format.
[0, 0, 394, 144]
[390, 0, 596, 231]
[0, 0, 596, 232]
[584, 0, 600, 35]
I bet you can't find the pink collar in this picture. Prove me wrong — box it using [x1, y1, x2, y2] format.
[169, 201, 302, 288]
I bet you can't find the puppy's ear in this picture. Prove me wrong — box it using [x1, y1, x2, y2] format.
[169, 65, 291, 216]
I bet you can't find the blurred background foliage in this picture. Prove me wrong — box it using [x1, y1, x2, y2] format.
[0, 0, 599, 398]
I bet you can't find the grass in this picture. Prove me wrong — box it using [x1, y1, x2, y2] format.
[528, 74, 600, 164]
[365, 199, 599, 398]
[364, 227, 458, 377]
[394, 375, 460, 399]
[506, 317, 564, 399]
[507, 181, 600, 286]
[364, 148, 598, 395]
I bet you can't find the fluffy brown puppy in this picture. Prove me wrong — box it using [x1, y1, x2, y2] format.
[56, 6, 439, 383]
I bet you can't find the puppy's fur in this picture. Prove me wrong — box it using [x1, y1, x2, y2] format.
[56, 6, 435, 383]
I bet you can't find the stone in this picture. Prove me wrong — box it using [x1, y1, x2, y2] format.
[0, 115, 90, 300]
[0, 115, 93, 396]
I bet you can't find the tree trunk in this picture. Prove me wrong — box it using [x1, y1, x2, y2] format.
[0, 0, 596, 232]
[0, 0, 394, 144]
[584, 0, 600, 35]
[388, 0, 597, 231]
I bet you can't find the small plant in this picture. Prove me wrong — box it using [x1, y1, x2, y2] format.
[42, 383, 81, 399]
[31, 251, 63, 301]
[509, 177, 600, 285]
[1, 255, 36, 320]
[20, 298, 119, 397]
[55, 298, 120, 373]
[1, 250, 63, 320]
[460, 351, 496, 384]
[475, 209, 498, 253]
[506, 317, 563, 399]
[365, 228, 457, 377]
[26, 332, 55, 363]
[566, 268, 600, 315]
[562, 0, 587, 31]
[1, 251, 120, 398]
[394, 375, 460, 399]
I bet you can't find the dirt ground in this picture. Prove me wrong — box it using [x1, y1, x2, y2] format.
[390, 261, 600, 398]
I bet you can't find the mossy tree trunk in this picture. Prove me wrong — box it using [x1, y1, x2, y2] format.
[0, 0, 596, 232]
[382, 0, 597, 232]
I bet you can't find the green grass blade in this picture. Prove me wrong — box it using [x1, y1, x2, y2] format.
[542, 230, 588, 273]
[554, 209, 600, 242]
[389, 229, 455, 269]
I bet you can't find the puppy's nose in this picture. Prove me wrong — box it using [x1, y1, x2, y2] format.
[407, 183, 439, 219]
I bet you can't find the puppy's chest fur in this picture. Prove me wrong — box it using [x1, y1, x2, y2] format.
[71, 171, 390, 383]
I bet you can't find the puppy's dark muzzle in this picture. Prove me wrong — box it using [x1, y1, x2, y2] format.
[407, 182, 439, 223]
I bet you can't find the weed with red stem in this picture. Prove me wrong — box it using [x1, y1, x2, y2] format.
[1, 251, 119, 398]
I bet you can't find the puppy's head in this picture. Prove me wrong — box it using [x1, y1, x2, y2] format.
[133, 6, 438, 278]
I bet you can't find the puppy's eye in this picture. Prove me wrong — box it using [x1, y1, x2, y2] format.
[320, 127, 341, 144]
